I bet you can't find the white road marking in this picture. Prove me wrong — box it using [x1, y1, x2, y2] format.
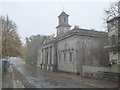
[85, 82, 103, 88]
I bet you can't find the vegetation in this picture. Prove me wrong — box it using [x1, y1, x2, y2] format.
[0, 17, 2, 59]
[104, 1, 120, 21]
[1, 15, 23, 60]
[24, 34, 45, 65]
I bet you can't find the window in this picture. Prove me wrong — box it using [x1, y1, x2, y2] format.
[59, 53, 61, 61]
[113, 51, 116, 54]
[64, 52, 66, 61]
[64, 18, 66, 22]
[111, 35, 116, 45]
[82, 58, 86, 65]
[69, 52, 73, 61]
[60, 18, 61, 22]
[112, 20, 116, 26]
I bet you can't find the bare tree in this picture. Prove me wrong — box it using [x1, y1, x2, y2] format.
[104, 1, 120, 21]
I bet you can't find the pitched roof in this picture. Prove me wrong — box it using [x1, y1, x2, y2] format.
[58, 11, 69, 17]
[42, 36, 55, 45]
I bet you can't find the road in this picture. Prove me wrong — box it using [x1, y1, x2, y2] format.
[10, 57, 99, 88]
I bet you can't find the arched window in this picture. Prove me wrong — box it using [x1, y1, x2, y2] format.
[111, 35, 116, 45]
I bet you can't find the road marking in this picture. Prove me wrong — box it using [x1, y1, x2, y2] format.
[85, 82, 103, 88]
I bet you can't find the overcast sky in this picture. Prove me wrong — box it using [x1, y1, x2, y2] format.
[0, 1, 116, 43]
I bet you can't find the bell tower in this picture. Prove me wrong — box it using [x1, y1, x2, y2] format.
[56, 11, 71, 36]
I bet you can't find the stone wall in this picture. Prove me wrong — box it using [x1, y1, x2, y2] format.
[75, 31, 108, 74]
[37, 24, 109, 75]
[57, 35, 78, 73]
[56, 29, 109, 74]
[82, 65, 119, 74]
[107, 17, 120, 65]
[82, 65, 120, 81]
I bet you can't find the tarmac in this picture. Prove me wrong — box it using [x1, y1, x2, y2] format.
[1, 64, 120, 88]
[41, 70, 120, 88]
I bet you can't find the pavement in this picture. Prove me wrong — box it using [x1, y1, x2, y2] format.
[0, 77, 2, 89]
[2, 69, 24, 88]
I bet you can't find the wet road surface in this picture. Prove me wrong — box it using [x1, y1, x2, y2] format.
[10, 58, 98, 88]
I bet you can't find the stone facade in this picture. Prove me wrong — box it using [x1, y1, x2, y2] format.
[37, 36, 57, 71]
[104, 17, 120, 64]
[37, 11, 109, 75]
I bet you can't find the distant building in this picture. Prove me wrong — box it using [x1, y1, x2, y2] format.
[37, 11, 109, 75]
[104, 17, 120, 64]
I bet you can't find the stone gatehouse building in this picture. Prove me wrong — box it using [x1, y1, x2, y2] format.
[104, 16, 120, 64]
[37, 11, 109, 75]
